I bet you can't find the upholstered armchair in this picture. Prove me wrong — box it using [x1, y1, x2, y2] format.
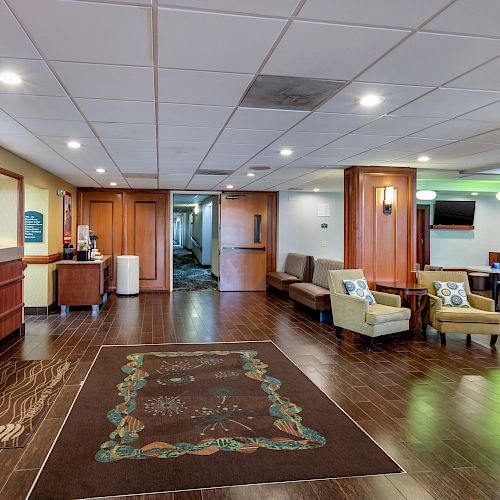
[417, 271, 499, 347]
[328, 269, 411, 349]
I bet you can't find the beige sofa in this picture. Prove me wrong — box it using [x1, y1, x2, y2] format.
[417, 271, 499, 347]
[328, 269, 411, 349]
[266, 253, 313, 294]
[289, 258, 344, 322]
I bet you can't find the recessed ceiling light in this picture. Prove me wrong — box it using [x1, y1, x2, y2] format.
[496, 192, 500, 201]
[416, 190, 437, 201]
[359, 94, 384, 107]
[246, 172, 256, 177]
[0, 71, 22, 85]
[280, 148, 293, 157]
[471, 192, 479, 196]
[67, 141, 81, 149]
[109, 182, 117, 186]
[417, 155, 430, 162]
[226, 185, 234, 189]
[313, 188, 320, 192]
[96, 168, 106, 173]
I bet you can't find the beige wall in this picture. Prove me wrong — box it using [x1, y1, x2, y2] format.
[0, 146, 77, 307]
[0, 173, 19, 247]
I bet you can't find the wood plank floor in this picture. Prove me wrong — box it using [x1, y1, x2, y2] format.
[1, 291, 499, 499]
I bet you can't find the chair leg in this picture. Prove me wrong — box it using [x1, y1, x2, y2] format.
[399, 331, 406, 345]
[368, 337, 375, 351]
[440, 333, 446, 346]
[491, 335, 498, 347]
[466, 334, 472, 346]
[335, 326, 342, 341]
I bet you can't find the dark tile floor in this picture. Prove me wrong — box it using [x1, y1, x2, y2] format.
[0, 291, 499, 499]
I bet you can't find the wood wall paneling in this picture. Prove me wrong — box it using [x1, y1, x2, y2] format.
[0, 259, 24, 340]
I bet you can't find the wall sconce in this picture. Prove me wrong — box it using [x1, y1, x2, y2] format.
[383, 186, 394, 215]
[194, 204, 199, 215]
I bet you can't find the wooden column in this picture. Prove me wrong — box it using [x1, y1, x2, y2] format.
[344, 166, 417, 286]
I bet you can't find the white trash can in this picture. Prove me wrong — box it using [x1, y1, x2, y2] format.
[116, 255, 140, 295]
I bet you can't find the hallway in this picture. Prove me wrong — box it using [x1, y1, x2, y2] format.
[173, 246, 218, 291]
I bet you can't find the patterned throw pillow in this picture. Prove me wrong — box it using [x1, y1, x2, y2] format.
[343, 279, 377, 305]
[433, 281, 471, 308]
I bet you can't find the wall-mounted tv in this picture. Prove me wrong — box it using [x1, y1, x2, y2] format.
[433, 200, 476, 226]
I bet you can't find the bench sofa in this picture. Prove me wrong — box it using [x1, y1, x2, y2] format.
[266, 253, 313, 294]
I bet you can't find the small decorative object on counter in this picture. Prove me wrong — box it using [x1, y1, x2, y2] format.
[62, 243, 73, 260]
[77, 225, 90, 261]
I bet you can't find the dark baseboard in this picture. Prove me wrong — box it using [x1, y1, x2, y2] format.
[25, 301, 59, 316]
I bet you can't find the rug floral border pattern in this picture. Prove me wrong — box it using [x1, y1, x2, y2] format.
[96, 350, 326, 462]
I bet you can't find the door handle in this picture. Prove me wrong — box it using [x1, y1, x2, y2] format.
[223, 246, 266, 251]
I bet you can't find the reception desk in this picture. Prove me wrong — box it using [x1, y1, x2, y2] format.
[57, 256, 111, 314]
[0, 246, 24, 341]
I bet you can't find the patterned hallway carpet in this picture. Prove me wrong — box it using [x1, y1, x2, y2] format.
[173, 246, 218, 291]
[0, 359, 74, 448]
[28, 342, 402, 499]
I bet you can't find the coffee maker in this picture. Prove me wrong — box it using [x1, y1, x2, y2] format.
[77, 225, 90, 261]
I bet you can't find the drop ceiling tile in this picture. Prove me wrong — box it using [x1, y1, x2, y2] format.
[0, 111, 31, 135]
[227, 108, 308, 131]
[159, 124, 221, 142]
[446, 57, 500, 91]
[275, 131, 342, 148]
[92, 122, 156, 140]
[319, 82, 433, 115]
[76, 99, 155, 124]
[210, 143, 265, 156]
[158, 1, 300, 16]
[158, 69, 252, 105]
[160, 152, 206, 164]
[356, 116, 445, 135]
[159, 141, 211, 156]
[159, 164, 199, 174]
[0, 2, 39, 59]
[374, 137, 454, 153]
[16, 118, 94, 138]
[200, 154, 249, 168]
[327, 134, 400, 149]
[426, 0, 500, 37]
[298, 0, 449, 28]
[263, 21, 408, 80]
[159, 9, 285, 73]
[127, 179, 158, 189]
[110, 150, 157, 163]
[217, 128, 282, 145]
[293, 113, 379, 133]
[460, 100, 500, 122]
[159, 103, 233, 127]
[102, 139, 156, 152]
[465, 129, 500, 145]
[0, 58, 65, 96]
[115, 162, 157, 174]
[52, 62, 154, 101]
[305, 147, 369, 161]
[0, 134, 47, 151]
[0, 94, 81, 120]
[411, 119, 500, 140]
[258, 145, 317, 157]
[394, 88, 500, 119]
[10, 0, 152, 66]
[338, 150, 409, 163]
[159, 176, 190, 189]
[422, 141, 500, 159]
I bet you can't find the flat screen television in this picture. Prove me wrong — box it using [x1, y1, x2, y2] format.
[433, 200, 476, 226]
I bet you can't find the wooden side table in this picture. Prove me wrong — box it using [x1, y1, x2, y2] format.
[376, 281, 428, 336]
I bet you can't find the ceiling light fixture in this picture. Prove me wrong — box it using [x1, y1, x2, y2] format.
[418, 155, 430, 162]
[0, 71, 22, 85]
[416, 190, 437, 201]
[96, 168, 106, 173]
[226, 184, 234, 189]
[313, 188, 320, 192]
[109, 182, 117, 186]
[471, 192, 479, 196]
[280, 148, 293, 157]
[246, 172, 256, 177]
[359, 94, 384, 107]
[496, 192, 500, 201]
[67, 141, 81, 149]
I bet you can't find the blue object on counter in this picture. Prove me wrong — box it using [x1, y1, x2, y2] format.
[492, 262, 500, 269]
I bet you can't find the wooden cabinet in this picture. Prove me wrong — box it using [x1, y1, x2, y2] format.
[0, 250, 24, 341]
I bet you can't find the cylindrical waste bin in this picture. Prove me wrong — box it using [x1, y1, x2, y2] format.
[468, 272, 489, 291]
[116, 255, 140, 295]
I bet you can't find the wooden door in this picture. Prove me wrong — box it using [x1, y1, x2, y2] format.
[78, 190, 123, 290]
[417, 205, 430, 270]
[220, 192, 276, 291]
[125, 192, 168, 291]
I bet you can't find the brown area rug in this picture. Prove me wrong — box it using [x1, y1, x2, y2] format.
[0, 359, 74, 448]
[29, 342, 402, 499]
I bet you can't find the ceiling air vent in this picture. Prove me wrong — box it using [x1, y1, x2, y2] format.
[122, 173, 158, 179]
[197, 169, 233, 176]
[288, 187, 305, 191]
[249, 166, 272, 171]
[241, 75, 346, 111]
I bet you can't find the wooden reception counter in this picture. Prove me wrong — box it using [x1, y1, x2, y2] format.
[0, 246, 24, 341]
[57, 255, 111, 314]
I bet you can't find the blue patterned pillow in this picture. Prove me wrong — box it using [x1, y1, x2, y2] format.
[433, 281, 470, 308]
[343, 279, 377, 305]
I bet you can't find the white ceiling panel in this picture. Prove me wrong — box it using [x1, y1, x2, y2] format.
[159, 9, 285, 73]
[159, 124, 221, 143]
[109, 150, 157, 163]
[422, 141, 500, 159]
[264, 21, 408, 80]
[159, 141, 211, 156]
[0, 94, 81, 120]
[210, 143, 265, 156]
[52, 62, 154, 101]
[319, 82, 432, 115]
[0, 110, 31, 135]
[0, 134, 48, 151]
[159, 176, 191, 189]
[200, 154, 249, 168]
[460, 101, 500, 123]
[447, 58, 500, 91]
[0, 2, 39, 59]
[374, 137, 453, 153]
[102, 139, 156, 152]
[326, 134, 399, 150]
[9, 0, 152, 66]
[92, 122, 156, 140]
[393, 88, 500, 119]
[217, 128, 281, 145]
[305, 147, 370, 161]
[17, 118, 94, 138]
[158, 69, 252, 105]
[465, 129, 500, 145]
[76, 99, 155, 124]
[257, 145, 316, 158]
[115, 162, 157, 174]
[157, 0, 300, 16]
[159, 164, 199, 174]
[159, 103, 233, 127]
[425, 0, 500, 38]
[293, 113, 379, 134]
[361, 33, 500, 86]
[275, 131, 342, 148]
[356, 116, 445, 136]
[411, 119, 500, 140]
[227, 108, 307, 131]
[127, 179, 158, 189]
[298, 0, 449, 28]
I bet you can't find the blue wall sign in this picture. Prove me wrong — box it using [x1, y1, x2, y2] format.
[24, 211, 44, 243]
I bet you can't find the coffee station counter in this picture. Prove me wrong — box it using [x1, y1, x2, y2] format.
[0, 246, 24, 341]
[57, 255, 111, 314]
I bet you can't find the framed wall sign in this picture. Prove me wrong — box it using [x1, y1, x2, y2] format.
[63, 192, 72, 244]
[24, 211, 44, 243]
